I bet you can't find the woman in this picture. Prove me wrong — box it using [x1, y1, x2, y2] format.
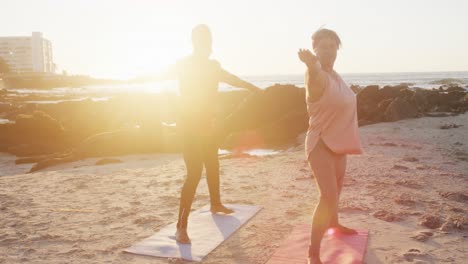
[298, 29, 363, 264]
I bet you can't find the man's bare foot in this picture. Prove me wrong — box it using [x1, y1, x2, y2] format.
[175, 228, 191, 244]
[210, 204, 234, 214]
[330, 224, 358, 235]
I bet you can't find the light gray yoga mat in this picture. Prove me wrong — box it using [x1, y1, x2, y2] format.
[124, 204, 261, 261]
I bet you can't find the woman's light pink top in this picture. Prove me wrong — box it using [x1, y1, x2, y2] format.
[305, 71, 363, 158]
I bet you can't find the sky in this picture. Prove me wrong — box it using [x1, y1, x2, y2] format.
[1, 0, 467, 79]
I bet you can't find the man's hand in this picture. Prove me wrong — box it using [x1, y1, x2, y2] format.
[298, 49, 317, 67]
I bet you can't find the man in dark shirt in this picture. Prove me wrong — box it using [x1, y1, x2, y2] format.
[165, 24, 261, 243]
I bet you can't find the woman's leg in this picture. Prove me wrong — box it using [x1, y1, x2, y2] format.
[328, 154, 345, 227]
[308, 139, 339, 262]
[329, 154, 356, 233]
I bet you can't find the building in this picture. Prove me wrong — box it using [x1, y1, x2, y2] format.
[0, 32, 55, 73]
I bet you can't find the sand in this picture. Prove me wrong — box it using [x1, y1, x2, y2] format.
[1, 113, 467, 264]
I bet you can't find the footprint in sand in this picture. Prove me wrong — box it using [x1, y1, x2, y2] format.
[241, 185, 255, 190]
[339, 205, 370, 213]
[438, 191, 468, 203]
[402, 248, 433, 262]
[133, 216, 160, 226]
[392, 164, 409, 170]
[410, 231, 433, 242]
[295, 175, 311, 181]
[394, 194, 416, 206]
[395, 180, 422, 189]
[285, 209, 301, 218]
[440, 217, 465, 231]
[372, 210, 402, 222]
[419, 215, 442, 229]
[402, 157, 419, 162]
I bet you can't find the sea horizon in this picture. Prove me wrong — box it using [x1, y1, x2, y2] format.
[5, 70, 468, 98]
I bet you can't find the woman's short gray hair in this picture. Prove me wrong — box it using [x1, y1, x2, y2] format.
[312, 28, 341, 49]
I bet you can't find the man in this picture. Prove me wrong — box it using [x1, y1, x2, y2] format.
[166, 24, 261, 244]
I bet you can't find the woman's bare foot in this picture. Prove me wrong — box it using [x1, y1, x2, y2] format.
[175, 228, 191, 244]
[308, 246, 322, 264]
[307, 256, 323, 264]
[210, 204, 234, 214]
[331, 224, 358, 235]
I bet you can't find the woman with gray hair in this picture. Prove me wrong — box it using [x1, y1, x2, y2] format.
[298, 28, 363, 264]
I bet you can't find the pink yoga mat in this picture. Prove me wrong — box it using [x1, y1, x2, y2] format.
[266, 224, 368, 264]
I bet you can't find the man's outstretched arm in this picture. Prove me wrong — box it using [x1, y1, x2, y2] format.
[219, 69, 262, 92]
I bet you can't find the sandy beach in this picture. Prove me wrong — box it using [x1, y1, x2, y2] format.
[1, 113, 467, 264]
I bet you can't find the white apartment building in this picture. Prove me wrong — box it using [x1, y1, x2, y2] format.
[0, 32, 55, 73]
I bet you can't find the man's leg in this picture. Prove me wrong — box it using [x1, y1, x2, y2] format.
[204, 135, 234, 214]
[176, 139, 203, 243]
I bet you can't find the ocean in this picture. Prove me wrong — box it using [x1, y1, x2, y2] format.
[7, 71, 468, 99]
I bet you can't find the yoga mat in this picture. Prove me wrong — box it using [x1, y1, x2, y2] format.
[266, 224, 368, 264]
[124, 204, 261, 262]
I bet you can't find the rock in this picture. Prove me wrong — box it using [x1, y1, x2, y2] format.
[429, 78, 464, 85]
[412, 89, 431, 112]
[0, 102, 13, 113]
[439, 123, 463, 129]
[356, 85, 380, 121]
[419, 215, 442, 229]
[445, 86, 466, 93]
[95, 158, 123, 165]
[222, 85, 308, 148]
[384, 97, 420, 122]
[349, 84, 362, 94]
[380, 85, 412, 100]
[256, 110, 308, 147]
